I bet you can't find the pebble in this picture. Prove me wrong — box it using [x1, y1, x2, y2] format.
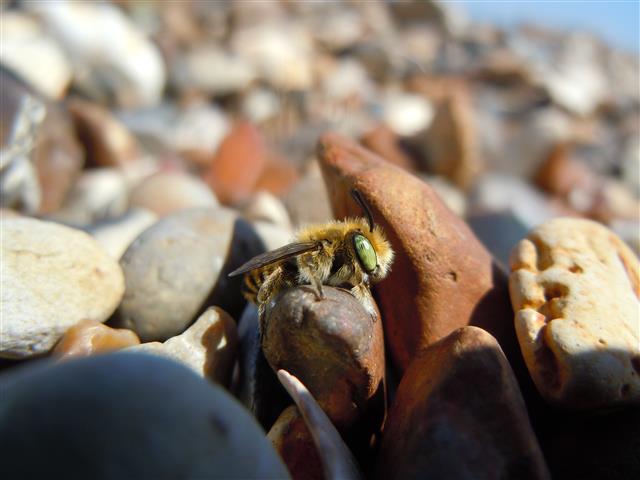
[0, 72, 46, 214]
[262, 286, 385, 429]
[28, 2, 166, 108]
[375, 326, 550, 480]
[0, 12, 72, 99]
[126, 307, 238, 387]
[1, 218, 124, 358]
[114, 207, 262, 341]
[240, 191, 292, 230]
[67, 98, 140, 169]
[173, 46, 256, 96]
[129, 171, 218, 217]
[204, 121, 268, 205]
[283, 161, 334, 227]
[51, 168, 128, 225]
[382, 91, 434, 137]
[268, 405, 324, 480]
[0, 353, 290, 479]
[317, 133, 521, 381]
[360, 124, 417, 171]
[87, 208, 158, 260]
[509, 218, 640, 409]
[53, 320, 140, 359]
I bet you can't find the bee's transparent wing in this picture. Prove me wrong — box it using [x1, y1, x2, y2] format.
[228, 241, 322, 277]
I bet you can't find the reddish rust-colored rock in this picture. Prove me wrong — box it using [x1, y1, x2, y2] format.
[262, 286, 385, 429]
[67, 97, 139, 169]
[375, 326, 550, 480]
[535, 143, 596, 199]
[360, 124, 416, 171]
[317, 133, 519, 376]
[203, 121, 268, 205]
[268, 405, 324, 480]
[253, 156, 300, 198]
[53, 320, 140, 359]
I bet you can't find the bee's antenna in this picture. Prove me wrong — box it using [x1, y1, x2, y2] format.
[351, 189, 374, 233]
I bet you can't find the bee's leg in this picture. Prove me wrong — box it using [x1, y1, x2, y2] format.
[351, 285, 377, 320]
[309, 274, 324, 301]
[256, 267, 287, 333]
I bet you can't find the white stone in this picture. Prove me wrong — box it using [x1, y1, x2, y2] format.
[28, 1, 166, 108]
[1, 218, 125, 358]
[0, 12, 72, 99]
[89, 208, 158, 260]
[383, 91, 434, 137]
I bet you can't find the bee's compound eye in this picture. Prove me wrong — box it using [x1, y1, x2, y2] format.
[353, 234, 377, 273]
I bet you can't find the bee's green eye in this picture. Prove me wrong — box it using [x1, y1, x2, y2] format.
[354, 234, 377, 273]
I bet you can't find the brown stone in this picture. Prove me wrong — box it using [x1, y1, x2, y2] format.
[534, 143, 596, 199]
[67, 97, 139, 169]
[253, 156, 300, 197]
[262, 286, 385, 430]
[360, 124, 416, 171]
[421, 84, 482, 189]
[316, 133, 520, 378]
[268, 406, 324, 480]
[53, 320, 140, 359]
[375, 326, 550, 480]
[203, 121, 268, 205]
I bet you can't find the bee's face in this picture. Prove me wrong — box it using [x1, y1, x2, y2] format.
[352, 232, 377, 273]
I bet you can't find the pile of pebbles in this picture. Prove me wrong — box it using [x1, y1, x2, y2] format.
[1, 1, 638, 479]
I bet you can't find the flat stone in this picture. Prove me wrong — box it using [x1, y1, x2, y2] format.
[129, 171, 218, 217]
[126, 307, 238, 387]
[509, 218, 640, 409]
[375, 326, 550, 480]
[53, 319, 140, 359]
[0, 353, 289, 479]
[113, 207, 262, 341]
[1, 218, 124, 358]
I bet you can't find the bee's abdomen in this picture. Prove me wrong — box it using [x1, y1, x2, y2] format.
[242, 268, 271, 304]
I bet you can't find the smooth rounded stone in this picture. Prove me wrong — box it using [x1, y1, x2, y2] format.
[204, 122, 268, 206]
[307, 8, 364, 52]
[317, 134, 522, 380]
[0, 71, 46, 214]
[253, 157, 301, 198]
[0, 353, 290, 479]
[126, 307, 238, 387]
[1, 218, 125, 358]
[129, 171, 218, 217]
[117, 102, 229, 168]
[87, 208, 158, 260]
[360, 124, 417, 171]
[67, 97, 140, 169]
[283, 161, 333, 228]
[240, 191, 292, 230]
[375, 327, 550, 480]
[173, 45, 256, 96]
[382, 91, 434, 137]
[263, 286, 385, 429]
[53, 319, 140, 359]
[230, 23, 313, 90]
[51, 168, 128, 225]
[114, 207, 263, 342]
[509, 218, 640, 409]
[28, 2, 166, 108]
[0, 12, 71, 99]
[268, 406, 324, 480]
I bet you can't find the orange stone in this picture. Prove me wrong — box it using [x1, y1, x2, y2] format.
[204, 121, 268, 205]
[53, 320, 140, 359]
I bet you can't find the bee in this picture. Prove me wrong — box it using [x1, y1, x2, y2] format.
[229, 190, 394, 320]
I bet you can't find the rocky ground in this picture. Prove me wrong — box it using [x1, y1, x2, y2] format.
[0, 1, 639, 479]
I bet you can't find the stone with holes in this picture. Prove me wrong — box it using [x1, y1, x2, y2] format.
[509, 218, 640, 409]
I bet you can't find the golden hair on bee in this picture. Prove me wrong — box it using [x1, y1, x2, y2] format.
[229, 190, 394, 320]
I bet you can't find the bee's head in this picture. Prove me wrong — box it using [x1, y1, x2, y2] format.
[349, 189, 394, 282]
